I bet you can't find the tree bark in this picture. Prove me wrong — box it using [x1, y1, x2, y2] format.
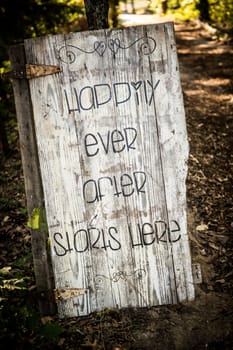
[109, 0, 119, 28]
[198, 0, 210, 21]
[131, 0, 136, 14]
[161, 0, 168, 14]
[84, 0, 109, 30]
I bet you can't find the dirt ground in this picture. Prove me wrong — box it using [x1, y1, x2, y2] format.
[0, 20, 233, 349]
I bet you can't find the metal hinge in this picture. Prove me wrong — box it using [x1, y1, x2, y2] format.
[1, 64, 62, 80]
[54, 288, 88, 302]
[192, 263, 202, 284]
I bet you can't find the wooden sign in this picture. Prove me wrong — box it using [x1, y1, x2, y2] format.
[24, 22, 194, 317]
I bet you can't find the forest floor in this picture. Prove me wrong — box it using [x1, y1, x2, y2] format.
[0, 19, 233, 350]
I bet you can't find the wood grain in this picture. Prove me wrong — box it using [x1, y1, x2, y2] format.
[9, 44, 56, 315]
[24, 22, 194, 317]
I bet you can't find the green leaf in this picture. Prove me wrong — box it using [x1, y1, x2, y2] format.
[27, 207, 48, 233]
[40, 322, 64, 343]
[0, 266, 12, 275]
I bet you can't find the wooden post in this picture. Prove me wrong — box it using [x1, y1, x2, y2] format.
[8, 44, 56, 315]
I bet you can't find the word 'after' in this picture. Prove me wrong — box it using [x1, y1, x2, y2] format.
[83, 171, 146, 204]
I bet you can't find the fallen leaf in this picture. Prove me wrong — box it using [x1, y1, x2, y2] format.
[196, 224, 208, 231]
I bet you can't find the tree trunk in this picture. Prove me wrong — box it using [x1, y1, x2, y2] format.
[109, 0, 119, 28]
[131, 0, 136, 14]
[161, 0, 168, 14]
[84, 0, 109, 30]
[198, 0, 210, 21]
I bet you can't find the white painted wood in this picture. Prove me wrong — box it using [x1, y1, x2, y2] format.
[24, 22, 195, 317]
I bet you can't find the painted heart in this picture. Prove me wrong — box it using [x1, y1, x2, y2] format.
[108, 38, 120, 54]
[131, 81, 142, 90]
[94, 41, 106, 56]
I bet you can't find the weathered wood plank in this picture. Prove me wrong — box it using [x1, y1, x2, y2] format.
[9, 44, 56, 315]
[24, 22, 194, 317]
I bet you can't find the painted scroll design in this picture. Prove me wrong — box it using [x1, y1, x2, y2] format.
[55, 36, 156, 64]
[94, 268, 146, 290]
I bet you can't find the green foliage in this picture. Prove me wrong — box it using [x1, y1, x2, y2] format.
[0, 0, 85, 158]
[39, 322, 64, 343]
[149, 0, 233, 27]
[13, 253, 33, 269]
[170, 0, 200, 21]
[0, 0, 84, 46]
[0, 238, 73, 347]
[0, 247, 64, 347]
[0, 296, 64, 348]
[0, 258, 32, 293]
[0, 265, 64, 348]
[208, 0, 233, 28]
[0, 196, 20, 211]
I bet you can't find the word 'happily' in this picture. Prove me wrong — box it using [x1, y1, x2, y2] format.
[64, 79, 160, 114]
